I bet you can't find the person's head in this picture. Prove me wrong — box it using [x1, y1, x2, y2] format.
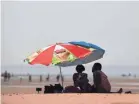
[76, 65, 85, 73]
[92, 63, 102, 72]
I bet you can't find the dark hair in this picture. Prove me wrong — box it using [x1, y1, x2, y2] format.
[76, 65, 85, 73]
[92, 63, 102, 72]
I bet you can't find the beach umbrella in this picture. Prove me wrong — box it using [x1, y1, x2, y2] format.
[24, 41, 105, 86]
[57, 41, 105, 67]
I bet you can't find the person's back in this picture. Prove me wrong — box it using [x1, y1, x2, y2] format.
[93, 70, 111, 93]
[92, 63, 111, 93]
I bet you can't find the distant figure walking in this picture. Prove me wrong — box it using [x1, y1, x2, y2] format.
[46, 74, 50, 81]
[40, 75, 43, 82]
[7, 73, 11, 81]
[128, 73, 131, 77]
[20, 77, 22, 84]
[29, 74, 32, 82]
[56, 74, 60, 82]
[3, 71, 8, 82]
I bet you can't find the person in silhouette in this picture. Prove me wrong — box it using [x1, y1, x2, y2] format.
[56, 74, 60, 82]
[73, 65, 91, 92]
[92, 63, 123, 93]
[3, 71, 8, 82]
[92, 63, 111, 93]
[46, 74, 50, 81]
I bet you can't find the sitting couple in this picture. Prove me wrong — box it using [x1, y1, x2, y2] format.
[64, 63, 123, 93]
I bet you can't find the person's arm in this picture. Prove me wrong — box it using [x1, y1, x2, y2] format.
[84, 73, 89, 82]
[73, 73, 77, 82]
[82, 73, 87, 79]
[73, 73, 79, 87]
[93, 71, 101, 87]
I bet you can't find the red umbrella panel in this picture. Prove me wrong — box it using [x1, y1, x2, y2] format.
[25, 43, 92, 66]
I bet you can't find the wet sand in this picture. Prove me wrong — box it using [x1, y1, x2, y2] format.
[1, 76, 139, 104]
[1, 76, 139, 94]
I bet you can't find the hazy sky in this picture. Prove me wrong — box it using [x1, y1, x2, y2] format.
[1, 1, 139, 69]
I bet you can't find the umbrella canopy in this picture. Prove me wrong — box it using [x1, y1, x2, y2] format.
[57, 41, 105, 66]
[24, 42, 105, 67]
[24, 41, 105, 87]
[69, 41, 104, 50]
[25, 42, 92, 66]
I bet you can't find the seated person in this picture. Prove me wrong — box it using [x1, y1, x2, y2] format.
[73, 65, 91, 92]
[92, 63, 111, 93]
[92, 63, 126, 93]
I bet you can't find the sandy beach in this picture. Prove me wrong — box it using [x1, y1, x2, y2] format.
[1, 93, 139, 104]
[1, 75, 139, 94]
[2, 1, 139, 104]
[1, 75, 139, 104]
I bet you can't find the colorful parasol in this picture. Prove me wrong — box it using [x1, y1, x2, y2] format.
[24, 41, 105, 86]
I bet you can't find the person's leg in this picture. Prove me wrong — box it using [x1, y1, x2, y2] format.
[63, 86, 81, 93]
[125, 91, 132, 94]
[87, 83, 93, 93]
[91, 85, 123, 94]
[97, 88, 108, 93]
[81, 83, 88, 93]
[91, 85, 97, 93]
[110, 88, 123, 93]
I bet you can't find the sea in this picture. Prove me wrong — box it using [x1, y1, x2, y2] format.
[1, 65, 139, 93]
[1, 65, 139, 77]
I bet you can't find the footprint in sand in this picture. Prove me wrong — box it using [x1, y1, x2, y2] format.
[9, 94, 12, 96]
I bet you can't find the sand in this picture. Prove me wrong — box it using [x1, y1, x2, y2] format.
[1, 94, 139, 104]
[1, 76, 139, 104]
[1, 76, 139, 94]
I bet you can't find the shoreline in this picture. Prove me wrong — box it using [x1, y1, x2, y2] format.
[1, 77, 139, 94]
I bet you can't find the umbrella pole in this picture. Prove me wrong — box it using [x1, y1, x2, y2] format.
[59, 66, 64, 87]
